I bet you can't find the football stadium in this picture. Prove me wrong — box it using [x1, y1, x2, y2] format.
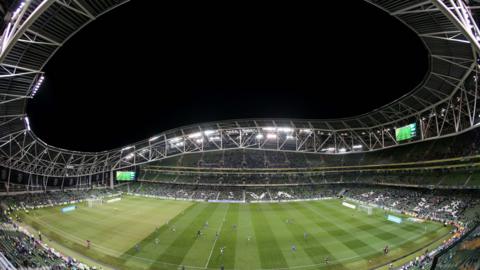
[1, 0, 480, 270]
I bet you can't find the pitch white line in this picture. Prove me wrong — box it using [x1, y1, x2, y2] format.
[204, 204, 229, 269]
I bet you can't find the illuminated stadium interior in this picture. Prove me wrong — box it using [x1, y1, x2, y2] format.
[0, 0, 480, 270]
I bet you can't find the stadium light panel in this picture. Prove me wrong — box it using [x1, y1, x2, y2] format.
[121, 146, 133, 151]
[327, 147, 335, 152]
[149, 136, 160, 142]
[12, 1, 25, 20]
[208, 136, 221, 141]
[277, 127, 293, 133]
[266, 133, 277, 139]
[339, 148, 346, 153]
[170, 137, 182, 143]
[300, 129, 312, 133]
[188, 132, 202, 138]
[353, 145, 363, 149]
[31, 75, 45, 97]
[195, 138, 204, 144]
[204, 130, 215, 136]
[255, 134, 264, 140]
[24, 117, 31, 131]
[286, 135, 294, 140]
[262, 127, 276, 131]
[226, 129, 240, 135]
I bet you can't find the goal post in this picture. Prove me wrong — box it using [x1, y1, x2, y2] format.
[86, 198, 103, 208]
[358, 204, 373, 215]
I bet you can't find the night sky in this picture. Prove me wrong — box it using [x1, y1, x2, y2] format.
[26, 1, 428, 152]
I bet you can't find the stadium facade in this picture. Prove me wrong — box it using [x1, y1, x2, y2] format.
[0, 0, 480, 182]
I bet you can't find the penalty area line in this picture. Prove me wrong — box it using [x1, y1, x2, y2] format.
[204, 205, 229, 269]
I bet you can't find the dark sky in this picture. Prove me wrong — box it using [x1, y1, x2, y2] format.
[27, 1, 428, 152]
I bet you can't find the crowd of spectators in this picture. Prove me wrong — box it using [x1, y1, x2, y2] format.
[1, 189, 113, 210]
[433, 225, 480, 270]
[117, 182, 223, 201]
[0, 222, 65, 269]
[120, 182, 343, 202]
[138, 168, 480, 189]
[397, 223, 468, 270]
[346, 187, 480, 223]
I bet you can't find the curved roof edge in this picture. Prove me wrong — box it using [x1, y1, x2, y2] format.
[0, 0, 479, 176]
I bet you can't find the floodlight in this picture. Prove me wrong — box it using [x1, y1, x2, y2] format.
[188, 132, 202, 138]
[121, 146, 133, 151]
[255, 134, 264, 139]
[353, 145, 363, 149]
[286, 135, 294, 140]
[226, 129, 240, 134]
[31, 75, 45, 97]
[149, 136, 160, 142]
[209, 136, 221, 141]
[204, 130, 215, 136]
[266, 133, 277, 139]
[170, 137, 182, 143]
[12, 1, 25, 20]
[339, 148, 346, 153]
[24, 117, 31, 131]
[277, 127, 293, 133]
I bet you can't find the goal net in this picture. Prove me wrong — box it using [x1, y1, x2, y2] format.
[358, 204, 373, 215]
[86, 198, 103, 208]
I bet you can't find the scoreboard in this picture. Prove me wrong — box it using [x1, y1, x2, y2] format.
[116, 171, 136, 181]
[395, 123, 417, 142]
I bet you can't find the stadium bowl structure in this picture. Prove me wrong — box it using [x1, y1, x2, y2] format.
[0, 1, 479, 178]
[0, 1, 480, 270]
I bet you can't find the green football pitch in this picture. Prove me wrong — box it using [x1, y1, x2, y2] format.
[17, 196, 450, 270]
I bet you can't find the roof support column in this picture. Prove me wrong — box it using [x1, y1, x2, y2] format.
[110, 170, 114, 189]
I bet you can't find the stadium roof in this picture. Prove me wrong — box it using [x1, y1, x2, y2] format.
[0, 0, 480, 176]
